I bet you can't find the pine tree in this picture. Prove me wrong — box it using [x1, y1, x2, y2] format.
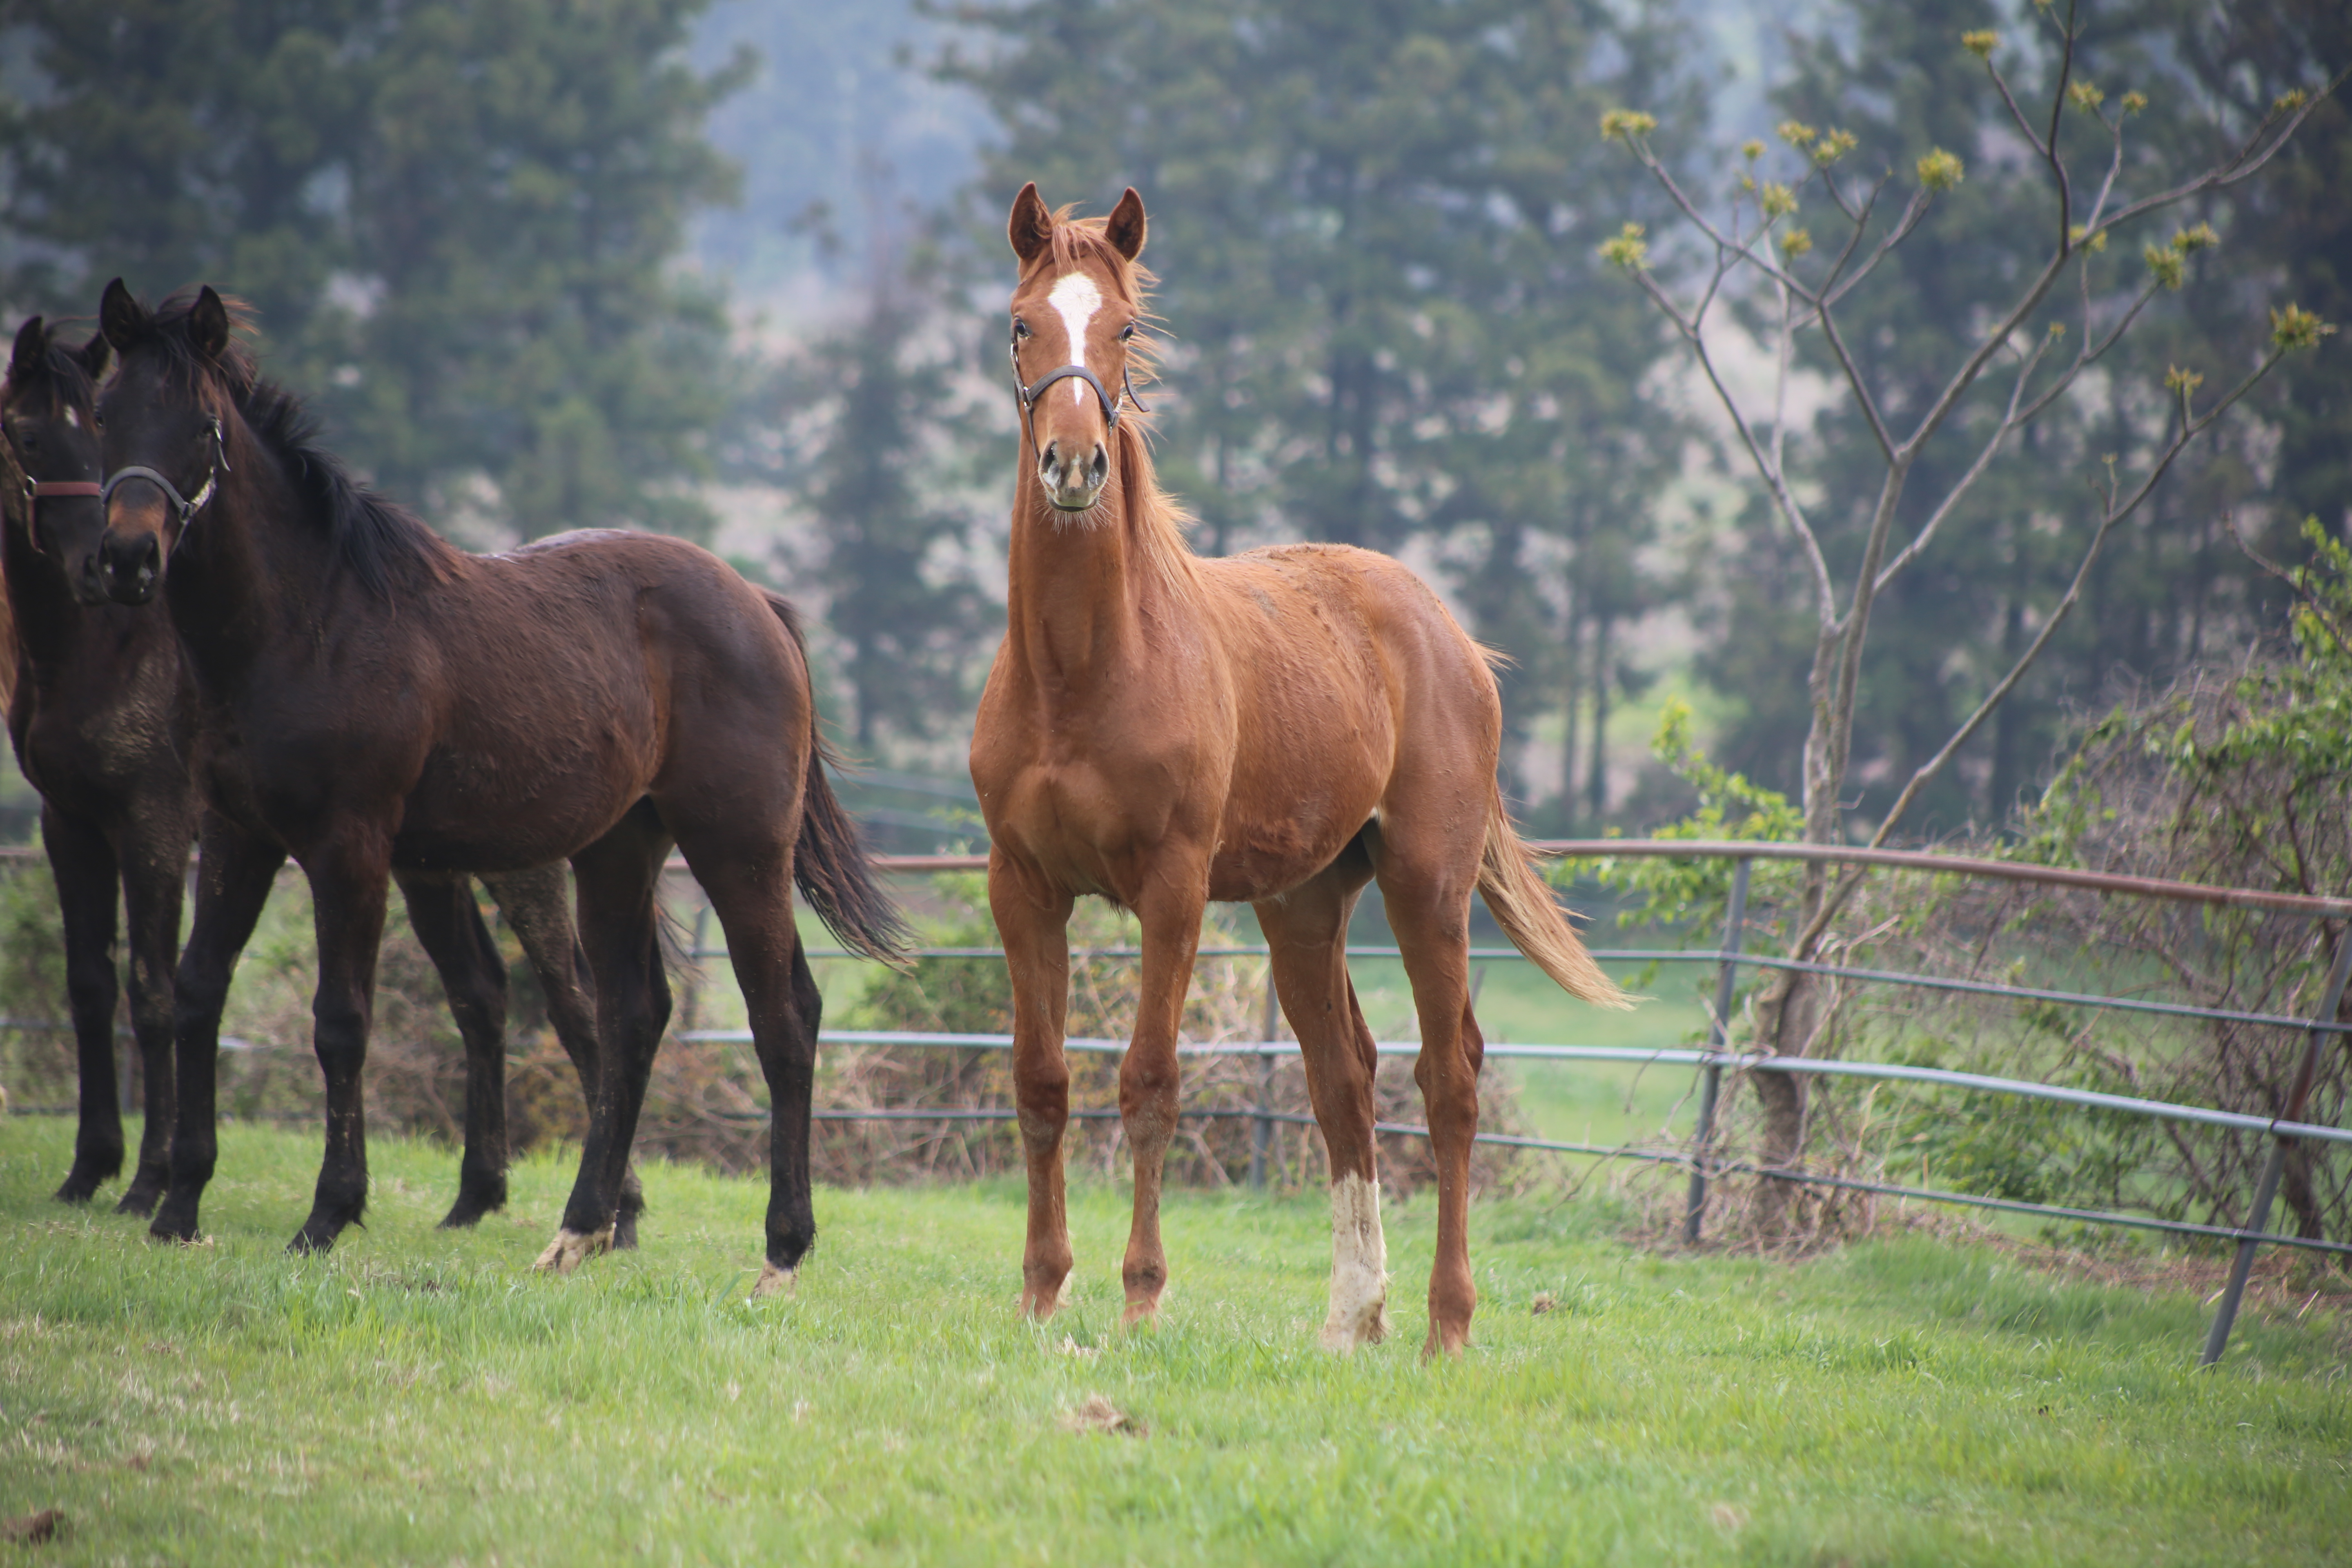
[933, 0, 1699, 816]
[0, 0, 748, 542]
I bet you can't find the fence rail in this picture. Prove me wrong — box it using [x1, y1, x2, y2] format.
[792, 837, 2350, 1364]
[4, 834, 2344, 1363]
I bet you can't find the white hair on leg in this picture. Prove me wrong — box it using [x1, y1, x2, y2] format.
[1320, 1173, 1390, 1351]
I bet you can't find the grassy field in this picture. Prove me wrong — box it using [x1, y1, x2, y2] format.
[2, 1116, 2347, 1566]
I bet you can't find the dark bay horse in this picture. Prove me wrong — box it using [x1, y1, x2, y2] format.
[1, 314, 629, 1234]
[0, 317, 189, 1212]
[970, 186, 1630, 1356]
[89, 283, 903, 1282]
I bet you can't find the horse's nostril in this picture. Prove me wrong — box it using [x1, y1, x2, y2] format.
[1091, 446, 1108, 481]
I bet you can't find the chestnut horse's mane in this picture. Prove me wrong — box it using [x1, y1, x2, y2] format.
[1028, 211, 1198, 606]
[144, 289, 457, 599]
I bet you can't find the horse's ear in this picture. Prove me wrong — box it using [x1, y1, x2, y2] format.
[99, 278, 147, 352]
[1105, 187, 1147, 262]
[77, 331, 111, 383]
[9, 316, 44, 383]
[1008, 182, 1053, 265]
[189, 286, 232, 361]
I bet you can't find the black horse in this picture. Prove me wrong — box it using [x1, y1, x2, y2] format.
[2, 314, 636, 1235]
[85, 283, 903, 1280]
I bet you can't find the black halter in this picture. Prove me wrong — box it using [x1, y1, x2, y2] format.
[1009, 338, 1149, 462]
[100, 416, 227, 537]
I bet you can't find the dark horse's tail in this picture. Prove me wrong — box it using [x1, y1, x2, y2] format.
[762, 591, 910, 964]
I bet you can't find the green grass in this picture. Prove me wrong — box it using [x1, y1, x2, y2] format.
[4, 1118, 2346, 1566]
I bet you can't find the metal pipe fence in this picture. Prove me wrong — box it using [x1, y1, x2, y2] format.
[677, 840, 2352, 1364]
[4, 839, 2344, 1362]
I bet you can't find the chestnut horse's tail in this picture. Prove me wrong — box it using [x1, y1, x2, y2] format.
[1477, 788, 1632, 1010]
[762, 592, 910, 964]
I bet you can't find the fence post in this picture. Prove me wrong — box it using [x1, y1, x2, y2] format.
[1684, 855, 1753, 1245]
[1251, 970, 1279, 1189]
[2201, 924, 2352, 1367]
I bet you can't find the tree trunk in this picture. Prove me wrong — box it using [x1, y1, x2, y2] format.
[1586, 609, 1612, 821]
[1561, 588, 1580, 827]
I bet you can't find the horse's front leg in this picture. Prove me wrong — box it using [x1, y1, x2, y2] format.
[990, 855, 1074, 1317]
[290, 828, 394, 1254]
[43, 807, 125, 1205]
[114, 794, 195, 1218]
[152, 815, 285, 1244]
[1119, 868, 1210, 1327]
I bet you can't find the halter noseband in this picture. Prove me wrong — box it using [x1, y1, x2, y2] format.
[98, 416, 228, 537]
[1009, 339, 1149, 462]
[13, 477, 101, 553]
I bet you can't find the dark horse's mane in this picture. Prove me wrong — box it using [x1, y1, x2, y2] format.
[146, 290, 458, 599]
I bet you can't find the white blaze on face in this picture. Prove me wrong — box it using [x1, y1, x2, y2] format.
[1321, 1173, 1390, 1351]
[63, 407, 80, 431]
[1047, 271, 1105, 408]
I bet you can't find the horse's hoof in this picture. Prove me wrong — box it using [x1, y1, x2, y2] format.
[1019, 1273, 1071, 1321]
[437, 1189, 504, 1229]
[532, 1227, 612, 1276]
[1320, 1298, 1390, 1354]
[750, 1262, 796, 1301]
[114, 1182, 165, 1219]
[287, 1228, 338, 1256]
[1119, 1296, 1162, 1329]
[148, 1199, 202, 1244]
[1419, 1325, 1469, 1361]
[53, 1164, 115, 1206]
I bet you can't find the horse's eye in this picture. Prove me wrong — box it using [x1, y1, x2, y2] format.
[1120, 323, 1136, 341]
[1012, 319, 1031, 340]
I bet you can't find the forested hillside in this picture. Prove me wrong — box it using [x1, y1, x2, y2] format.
[0, 0, 2341, 835]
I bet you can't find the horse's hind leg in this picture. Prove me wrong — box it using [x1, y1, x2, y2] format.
[672, 825, 816, 1296]
[1372, 822, 1487, 1358]
[541, 806, 670, 1274]
[1256, 841, 1389, 1351]
[991, 860, 1076, 1316]
[45, 807, 124, 1205]
[114, 797, 192, 1216]
[483, 865, 644, 1247]
[396, 871, 511, 1228]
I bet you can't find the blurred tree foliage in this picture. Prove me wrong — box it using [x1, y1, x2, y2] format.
[930, 0, 1703, 822]
[0, 0, 748, 542]
[1695, 0, 2350, 833]
[719, 193, 993, 753]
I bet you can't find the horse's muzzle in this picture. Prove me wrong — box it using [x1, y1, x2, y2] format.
[98, 530, 161, 605]
[1039, 438, 1109, 512]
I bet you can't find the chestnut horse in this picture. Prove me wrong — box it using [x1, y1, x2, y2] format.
[87, 283, 902, 1278]
[2, 314, 633, 1234]
[971, 186, 1629, 1356]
